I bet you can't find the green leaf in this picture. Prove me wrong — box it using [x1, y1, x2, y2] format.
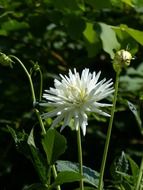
[83, 22, 97, 43]
[127, 155, 139, 183]
[85, 0, 112, 9]
[48, 0, 80, 12]
[23, 183, 47, 190]
[42, 129, 67, 165]
[120, 76, 143, 92]
[127, 101, 139, 118]
[1, 19, 29, 32]
[111, 151, 130, 181]
[115, 169, 134, 189]
[98, 23, 120, 58]
[83, 22, 101, 57]
[76, 0, 86, 11]
[7, 126, 48, 183]
[127, 62, 143, 76]
[7, 126, 18, 144]
[121, 0, 135, 7]
[119, 24, 143, 45]
[63, 14, 85, 39]
[127, 101, 142, 134]
[113, 26, 138, 55]
[27, 128, 48, 184]
[133, 0, 143, 12]
[56, 160, 99, 187]
[27, 128, 36, 147]
[51, 171, 82, 188]
[7, 126, 31, 159]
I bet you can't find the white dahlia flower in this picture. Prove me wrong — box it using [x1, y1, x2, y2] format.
[40, 68, 114, 136]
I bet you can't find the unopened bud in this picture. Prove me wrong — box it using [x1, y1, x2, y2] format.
[0, 52, 13, 68]
[113, 50, 133, 73]
[30, 61, 40, 75]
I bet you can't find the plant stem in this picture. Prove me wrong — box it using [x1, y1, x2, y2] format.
[9, 55, 36, 104]
[9, 55, 60, 190]
[38, 68, 43, 101]
[77, 127, 84, 190]
[135, 156, 143, 190]
[52, 165, 61, 190]
[98, 71, 120, 190]
[34, 108, 46, 135]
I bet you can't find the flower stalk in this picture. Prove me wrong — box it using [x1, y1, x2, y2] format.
[97, 71, 120, 190]
[77, 127, 84, 190]
[38, 68, 43, 101]
[9, 55, 36, 105]
[98, 49, 133, 190]
[52, 165, 61, 190]
[9, 54, 60, 190]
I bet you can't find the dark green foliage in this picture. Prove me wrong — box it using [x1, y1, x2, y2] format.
[42, 129, 67, 165]
[1, 0, 143, 189]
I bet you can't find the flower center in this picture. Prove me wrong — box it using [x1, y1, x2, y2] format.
[68, 85, 87, 106]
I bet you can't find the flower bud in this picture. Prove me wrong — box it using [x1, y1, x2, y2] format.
[113, 49, 133, 73]
[30, 61, 40, 75]
[0, 52, 13, 68]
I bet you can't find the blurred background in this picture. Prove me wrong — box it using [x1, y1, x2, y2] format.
[0, 0, 143, 189]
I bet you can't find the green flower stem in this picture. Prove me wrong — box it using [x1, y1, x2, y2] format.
[9, 55, 36, 104]
[135, 156, 143, 190]
[52, 165, 61, 190]
[77, 127, 84, 190]
[34, 108, 46, 135]
[38, 68, 43, 101]
[98, 71, 120, 190]
[9, 55, 60, 190]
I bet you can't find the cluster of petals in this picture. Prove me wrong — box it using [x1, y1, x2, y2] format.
[40, 68, 114, 136]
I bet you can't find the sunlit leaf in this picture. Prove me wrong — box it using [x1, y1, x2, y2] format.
[56, 160, 99, 187]
[50, 171, 82, 188]
[83, 22, 101, 57]
[133, 0, 143, 12]
[121, 0, 135, 7]
[120, 24, 143, 45]
[113, 26, 138, 55]
[83, 22, 97, 43]
[98, 23, 120, 58]
[27, 128, 36, 147]
[1, 20, 29, 32]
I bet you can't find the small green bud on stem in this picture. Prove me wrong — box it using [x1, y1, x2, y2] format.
[113, 49, 133, 73]
[0, 52, 13, 68]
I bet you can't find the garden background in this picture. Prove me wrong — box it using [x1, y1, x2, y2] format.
[0, 0, 143, 189]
